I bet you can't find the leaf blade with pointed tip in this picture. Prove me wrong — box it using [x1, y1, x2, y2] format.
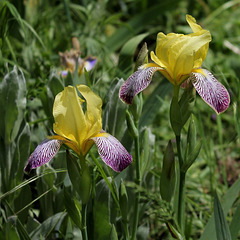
[214, 193, 232, 240]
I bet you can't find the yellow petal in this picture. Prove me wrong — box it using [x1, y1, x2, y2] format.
[77, 85, 102, 154]
[186, 14, 211, 69]
[53, 86, 86, 153]
[173, 31, 211, 82]
[152, 15, 212, 85]
[186, 14, 203, 32]
[154, 27, 211, 84]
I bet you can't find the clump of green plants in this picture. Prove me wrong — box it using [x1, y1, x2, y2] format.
[1, 1, 240, 240]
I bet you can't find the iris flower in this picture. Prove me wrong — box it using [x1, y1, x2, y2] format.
[59, 38, 97, 77]
[119, 15, 230, 114]
[24, 85, 132, 173]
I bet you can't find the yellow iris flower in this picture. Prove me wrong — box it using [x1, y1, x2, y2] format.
[150, 15, 211, 85]
[25, 85, 132, 173]
[120, 15, 230, 114]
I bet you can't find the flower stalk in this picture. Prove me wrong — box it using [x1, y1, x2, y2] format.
[131, 131, 141, 240]
[82, 203, 88, 240]
[176, 134, 185, 232]
[126, 101, 142, 240]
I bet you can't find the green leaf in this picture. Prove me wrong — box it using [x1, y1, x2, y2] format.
[119, 180, 128, 222]
[129, 93, 143, 122]
[200, 178, 240, 240]
[186, 117, 197, 154]
[229, 202, 240, 240]
[117, 33, 149, 78]
[0, 222, 19, 240]
[181, 118, 202, 172]
[126, 110, 139, 139]
[106, 0, 178, 52]
[63, 187, 82, 229]
[48, 72, 64, 97]
[179, 85, 196, 127]
[0, 66, 26, 144]
[5, 1, 45, 48]
[66, 151, 91, 204]
[30, 212, 67, 240]
[39, 86, 54, 125]
[14, 185, 32, 223]
[4, 201, 31, 240]
[103, 78, 127, 140]
[170, 94, 183, 136]
[160, 141, 176, 202]
[110, 224, 118, 240]
[15, 123, 31, 182]
[139, 81, 172, 128]
[140, 128, 152, 177]
[94, 179, 113, 240]
[166, 222, 184, 240]
[90, 152, 119, 208]
[214, 193, 232, 240]
[134, 42, 148, 71]
[181, 141, 202, 172]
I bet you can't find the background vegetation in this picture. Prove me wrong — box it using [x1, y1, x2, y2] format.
[1, 0, 240, 239]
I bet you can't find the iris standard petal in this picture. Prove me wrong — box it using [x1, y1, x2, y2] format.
[171, 31, 211, 84]
[187, 16, 211, 69]
[77, 85, 102, 154]
[24, 139, 62, 173]
[186, 14, 203, 32]
[91, 132, 132, 172]
[119, 63, 162, 104]
[190, 68, 230, 114]
[154, 16, 211, 85]
[53, 86, 86, 152]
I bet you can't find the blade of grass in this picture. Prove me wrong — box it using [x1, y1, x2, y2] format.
[90, 152, 120, 209]
[200, 177, 240, 240]
[229, 202, 240, 240]
[214, 192, 232, 240]
[0, 169, 67, 200]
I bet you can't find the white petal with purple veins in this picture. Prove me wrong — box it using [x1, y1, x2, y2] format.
[92, 133, 132, 172]
[24, 139, 62, 173]
[119, 65, 162, 104]
[190, 69, 230, 114]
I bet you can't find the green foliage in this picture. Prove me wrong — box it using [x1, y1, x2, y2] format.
[160, 141, 176, 203]
[214, 193, 232, 240]
[1, 0, 240, 239]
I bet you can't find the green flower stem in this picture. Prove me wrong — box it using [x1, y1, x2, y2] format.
[176, 133, 185, 232]
[131, 131, 141, 240]
[82, 203, 88, 240]
[172, 85, 186, 233]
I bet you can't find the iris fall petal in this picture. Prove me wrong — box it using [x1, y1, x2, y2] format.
[24, 139, 62, 173]
[91, 132, 133, 172]
[119, 63, 162, 104]
[189, 69, 230, 114]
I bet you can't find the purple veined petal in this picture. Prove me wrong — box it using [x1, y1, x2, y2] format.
[91, 133, 132, 172]
[119, 64, 162, 104]
[190, 68, 230, 114]
[24, 139, 62, 173]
